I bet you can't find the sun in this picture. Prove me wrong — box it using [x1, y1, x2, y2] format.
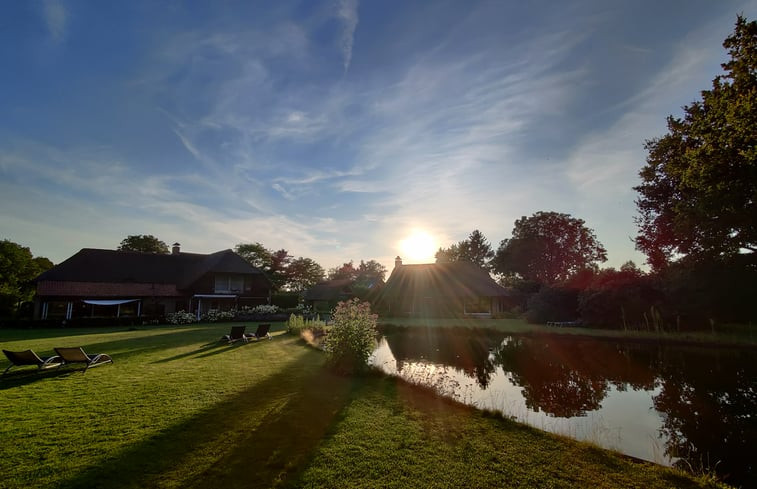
[399, 230, 437, 262]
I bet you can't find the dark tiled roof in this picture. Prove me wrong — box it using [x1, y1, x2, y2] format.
[303, 279, 354, 301]
[36, 248, 268, 288]
[379, 261, 510, 301]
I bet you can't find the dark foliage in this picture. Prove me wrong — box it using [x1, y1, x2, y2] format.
[635, 16, 757, 269]
[435, 229, 495, 270]
[494, 211, 607, 285]
[525, 286, 579, 324]
[117, 235, 169, 254]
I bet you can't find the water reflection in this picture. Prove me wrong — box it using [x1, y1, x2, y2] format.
[371, 328, 757, 487]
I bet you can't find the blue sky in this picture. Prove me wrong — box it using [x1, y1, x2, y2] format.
[1, 0, 755, 272]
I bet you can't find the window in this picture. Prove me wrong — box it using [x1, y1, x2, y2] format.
[214, 274, 243, 293]
[464, 297, 491, 315]
[45, 301, 70, 319]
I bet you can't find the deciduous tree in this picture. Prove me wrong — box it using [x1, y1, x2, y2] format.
[356, 259, 387, 283]
[285, 257, 325, 292]
[234, 242, 273, 270]
[117, 235, 169, 254]
[0, 239, 53, 316]
[634, 16, 757, 269]
[493, 211, 607, 285]
[327, 261, 359, 281]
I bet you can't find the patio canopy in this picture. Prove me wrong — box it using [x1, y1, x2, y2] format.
[82, 299, 140, 306]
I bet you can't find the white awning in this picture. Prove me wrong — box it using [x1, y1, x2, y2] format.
[192, 294, 237, 299]
[83, 299, 140, 306]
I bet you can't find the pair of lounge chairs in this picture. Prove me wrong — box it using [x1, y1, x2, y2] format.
[221, 324, 272, 344]
[2, 347, 113, 376]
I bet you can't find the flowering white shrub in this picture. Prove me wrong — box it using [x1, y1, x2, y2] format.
[166, 310, 197, 324]
[323, 298, 377, 374]
[202, 309, 235, 322]
[250, 304, 280, 315]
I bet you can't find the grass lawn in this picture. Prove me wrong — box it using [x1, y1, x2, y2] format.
[378, 317, 757, 347]
[0, 323, 728, 488]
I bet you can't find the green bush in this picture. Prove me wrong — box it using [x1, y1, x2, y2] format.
[287, 313, 327, 335]
[272, 293, 300, 309]
[525, 286, 579, 323]
[323, 298, 377, 374]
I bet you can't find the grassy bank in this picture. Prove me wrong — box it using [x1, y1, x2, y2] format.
[0, 324, 726, 488]
[378, 317, 757, 347]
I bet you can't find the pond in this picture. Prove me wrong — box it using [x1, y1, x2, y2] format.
[369, 327, 757, 487]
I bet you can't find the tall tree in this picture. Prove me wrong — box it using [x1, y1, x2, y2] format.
[234, 242, 273, 270]
[435, 230, 494, 269]
[352, 259, 388, 289]
[493, 211, 607, 285]
[634, 16, 757, 270]
[234, 243, 296, 290]
[268, 249, 292, 290]
[118, 235, 169, 254]
[327, 261, 359, 281]
[0, 240, 53, 315]
[458, 230, 495, 268]
[357, 259, 387, 282]
[435, 243, 461, 263]
[286, 257, 325, 292]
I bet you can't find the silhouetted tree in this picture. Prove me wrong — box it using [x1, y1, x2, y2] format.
[117, 235, 169, 254]
[493, 212, 607, 285]
[356, 259, 387, 283]
[0, 239, 53, 316]
[635, 16, 757, 270]
[327, 261, 359, 281]
[435, 229, 494, 269]
[235, 242, 273, 270]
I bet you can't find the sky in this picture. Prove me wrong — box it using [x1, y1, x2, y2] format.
[1, 0, 756, 273]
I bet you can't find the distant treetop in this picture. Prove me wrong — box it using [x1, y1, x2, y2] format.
[117, 235, 169, 254]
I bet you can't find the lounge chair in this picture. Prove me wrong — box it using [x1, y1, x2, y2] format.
[2, 349, 61, 376]
[221, 325, 248, 344]
[54, 347, 113, 371]
[244, 323, 272, 341]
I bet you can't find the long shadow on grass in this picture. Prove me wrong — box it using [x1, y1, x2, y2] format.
[47, 329, 228, 364]
[0, 366, 105, 389]
[56, 347, 356, 489]
[151, 340, 250, 363]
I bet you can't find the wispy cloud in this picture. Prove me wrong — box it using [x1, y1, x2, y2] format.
[336, 0, 359, 72]
[41, 0, 67, 42]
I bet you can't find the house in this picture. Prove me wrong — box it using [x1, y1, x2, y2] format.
[33, 244, 272, 321]
[376, 256, 512, 317]
[303, 278, 355, 315]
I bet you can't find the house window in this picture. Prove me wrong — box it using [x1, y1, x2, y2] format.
[45, 301, 70, 319]
[464, 297, 491, 315]
[214, 274, 243, 293]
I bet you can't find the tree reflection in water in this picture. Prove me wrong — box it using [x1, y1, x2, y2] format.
[651, 347, 756, 487]
[376, 327, 757, 487]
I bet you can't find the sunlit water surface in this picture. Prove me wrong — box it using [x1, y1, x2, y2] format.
[369, 329, 756, 487]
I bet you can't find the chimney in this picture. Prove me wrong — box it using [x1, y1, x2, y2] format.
[172, 243, 181, 255]
[395, 256, 403, 268]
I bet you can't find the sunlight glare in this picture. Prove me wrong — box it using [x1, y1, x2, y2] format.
[400, 231, 437, 262]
